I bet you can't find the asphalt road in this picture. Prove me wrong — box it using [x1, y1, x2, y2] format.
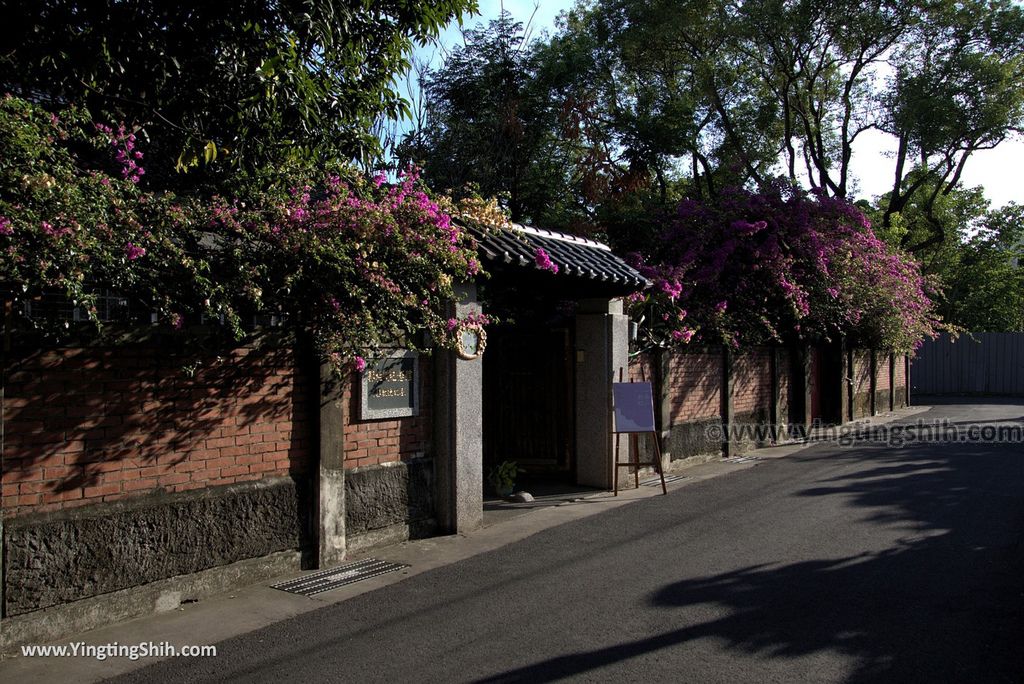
[115, 400, 1024, 683]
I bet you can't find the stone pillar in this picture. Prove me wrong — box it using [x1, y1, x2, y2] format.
[769, 345, 780, 443]
[801, 346, 813, 434]
[318, 362, 346, 568]
[721, 346, 735, 457]
[575, 298, 628, 489]
[841, 340, 853, 424]
[889, 353, 896, 412]
[869, 349, 878, 416]
[433, 283, 483, 533]
[653, 347, 672, 469]
[905, 354, 911, 407]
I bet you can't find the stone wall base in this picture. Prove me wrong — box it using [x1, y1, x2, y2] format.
[1, 550, 301, 656]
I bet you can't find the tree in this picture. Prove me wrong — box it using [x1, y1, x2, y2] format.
[867, 182, 1024, 332]
[397, 12, 579, 227]
[543, 0, 1024, 250]
[0, 0, 478, 192]
[942, 203, 1024, 331]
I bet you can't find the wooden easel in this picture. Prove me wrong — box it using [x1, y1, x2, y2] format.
[612, 369, 668, 496]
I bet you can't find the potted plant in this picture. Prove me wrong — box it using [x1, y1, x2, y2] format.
[487, 461, 520, 498]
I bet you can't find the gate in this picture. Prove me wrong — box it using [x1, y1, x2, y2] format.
[482, 325, 575, 474]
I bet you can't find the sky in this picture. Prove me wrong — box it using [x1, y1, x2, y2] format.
[417, 0, 1021, 208]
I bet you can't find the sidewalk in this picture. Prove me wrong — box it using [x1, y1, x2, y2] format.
[0, 405, 929, 683]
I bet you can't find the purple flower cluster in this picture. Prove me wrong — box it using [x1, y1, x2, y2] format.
[124, 242, 146, 260]
[95, 123, 145, 183]
[627, 184, 938, 351]
[534, 247, 559, 273]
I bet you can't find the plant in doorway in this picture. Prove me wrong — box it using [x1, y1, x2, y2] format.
[488, 461, 521, 498]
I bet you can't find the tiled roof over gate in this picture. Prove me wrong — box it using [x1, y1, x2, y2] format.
[462, 222, 650, 291]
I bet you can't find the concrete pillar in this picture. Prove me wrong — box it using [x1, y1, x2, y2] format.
[721, 346, 735, 457]
[905, 354, 911, 407]
[769, 345, 780, 443]
[653, 347, 672, 469]
[869, 349, 878, 416]
[841, 340, 853, 423]
[317, 362, 346, 567]
[801, 346, 813, 434]
[575, 298, 628, 489]
[889, 353, 896, 412]
[433, 283, 483, 533]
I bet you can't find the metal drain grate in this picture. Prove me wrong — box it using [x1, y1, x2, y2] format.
[271, 559, 408, 597]
[724, 456, 763, 464]
[642, 474, 688, 486]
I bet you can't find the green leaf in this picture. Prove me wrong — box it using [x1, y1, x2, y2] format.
[204, 141, 218, 164]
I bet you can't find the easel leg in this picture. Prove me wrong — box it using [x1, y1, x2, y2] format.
[613, 432, 621, 495]
[652, 433, 668, 495]
[632, 433, 639, 489]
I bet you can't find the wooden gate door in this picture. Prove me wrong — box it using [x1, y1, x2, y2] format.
[483, 325, 574, 474]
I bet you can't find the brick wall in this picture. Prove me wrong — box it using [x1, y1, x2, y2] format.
[894, 354, 908, 407]
[667, 350, 723, 422]
[2, 339, 311, 518]
[876, 354, 891, 393]
[732, 348, 772, 416]
[894, 355, 907, 388]
[628, 352, 654, 383]
[343, 356, 432, 469]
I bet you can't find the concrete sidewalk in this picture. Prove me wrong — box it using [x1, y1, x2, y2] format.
[0, 405, 929, 683]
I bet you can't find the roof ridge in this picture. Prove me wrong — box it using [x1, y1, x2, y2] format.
[512, 223, 612, 252]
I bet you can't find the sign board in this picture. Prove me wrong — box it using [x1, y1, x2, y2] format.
[359, 351, 419, 420]
[612, 382, 656, 433]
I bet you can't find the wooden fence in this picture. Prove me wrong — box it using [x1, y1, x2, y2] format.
[911, 332, 1024, 396]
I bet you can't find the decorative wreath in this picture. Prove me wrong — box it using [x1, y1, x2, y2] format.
[455, 321, 488, 360]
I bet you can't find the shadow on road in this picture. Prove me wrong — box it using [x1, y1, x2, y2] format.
[478, 423, 1024, 683]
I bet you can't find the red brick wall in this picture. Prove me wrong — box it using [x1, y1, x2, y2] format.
[667, 349, 722, 423]
[732, 348, 771, 415]
[628, 353, 654, 383]
[2, 341, 311, 518]
[876, 353, 891, 392]
[894, 354, 907, 389]
[343, 357, 432, 469]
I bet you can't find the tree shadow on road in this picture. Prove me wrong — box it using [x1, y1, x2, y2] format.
[477, 437, 1024, 683]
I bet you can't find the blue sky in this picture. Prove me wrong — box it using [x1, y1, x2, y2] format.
[411, 1, 1020, 208]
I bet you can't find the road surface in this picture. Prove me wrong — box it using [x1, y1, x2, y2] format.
[115, 399, 1024, 683]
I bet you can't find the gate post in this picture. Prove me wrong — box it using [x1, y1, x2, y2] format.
[575, 298, 628, 489]
[434, 283, 484, 533]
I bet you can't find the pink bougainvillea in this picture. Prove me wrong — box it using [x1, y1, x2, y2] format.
[0, 97, 485, 367]
[124, 242, 146, 260]
[534, 247, 559, 274]
[627, 183, 940, 352]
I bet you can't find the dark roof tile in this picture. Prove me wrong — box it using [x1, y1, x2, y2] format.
[461, 222, 649, 292]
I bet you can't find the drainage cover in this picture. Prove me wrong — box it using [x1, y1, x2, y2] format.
[724, 456, 763, 464]
[642, 474, 688, 486]
[271, 559, 408, 597]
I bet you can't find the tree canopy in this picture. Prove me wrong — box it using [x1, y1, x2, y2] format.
[1, 0, 478, 192]
[407, 0, 1024, 252]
